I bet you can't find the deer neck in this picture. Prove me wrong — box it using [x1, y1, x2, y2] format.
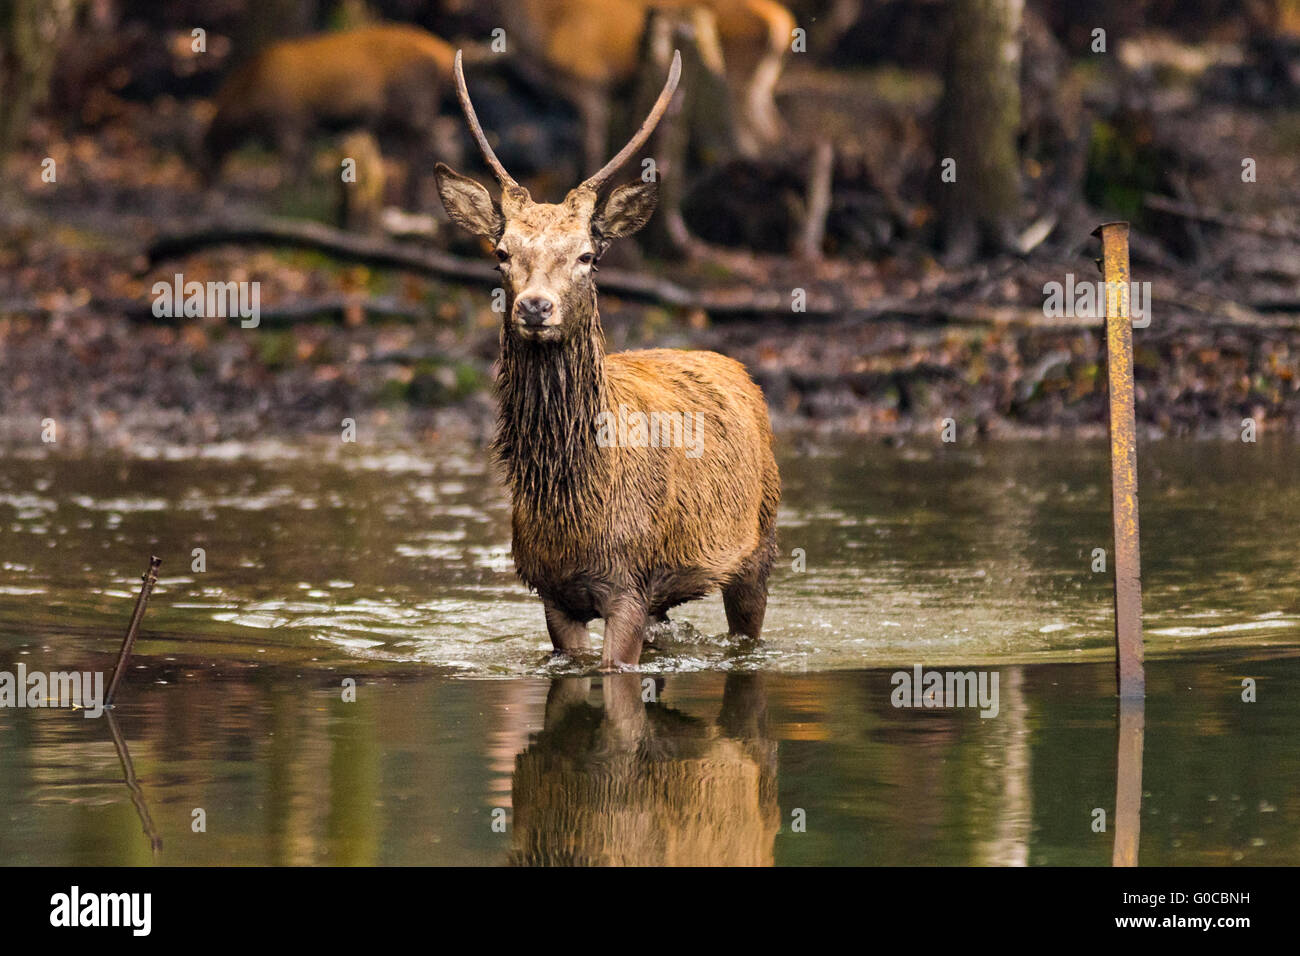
[494, 309, 612, 523]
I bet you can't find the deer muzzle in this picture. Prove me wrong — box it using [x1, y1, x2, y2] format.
[514, 295, 559, 330]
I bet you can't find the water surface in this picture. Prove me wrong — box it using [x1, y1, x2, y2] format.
[0, 437, 1296, 864]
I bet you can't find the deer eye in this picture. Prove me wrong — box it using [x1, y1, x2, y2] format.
[577, 252, 595, 265]
[494, 248, 510, 263]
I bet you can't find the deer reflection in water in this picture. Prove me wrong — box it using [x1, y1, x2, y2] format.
[510, 674, 778, 865]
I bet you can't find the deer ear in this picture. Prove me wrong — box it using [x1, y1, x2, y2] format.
[593, 180, 658, 241]
[435, 162, 503, 238]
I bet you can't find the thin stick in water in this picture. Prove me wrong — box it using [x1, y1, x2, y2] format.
[106, 709, 163, 855]
[105, 555, 162, 708]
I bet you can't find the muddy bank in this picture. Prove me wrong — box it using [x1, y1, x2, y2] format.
[3, 49, 1300, 448]
[2, 267, 1297, 449]
[2, 189, 1297, 447]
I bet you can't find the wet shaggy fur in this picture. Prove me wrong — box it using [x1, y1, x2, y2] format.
[493, 279, 780, 668]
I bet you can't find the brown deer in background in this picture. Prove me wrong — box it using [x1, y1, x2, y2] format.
[435, 51, 780, 670]
[516, 0, 796, 170]
[200, 24, 466, 202]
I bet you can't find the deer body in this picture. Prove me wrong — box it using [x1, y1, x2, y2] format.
[438, 52, 779, 669]
[201, 25, 457, 182]
[502, 341, 779, 652]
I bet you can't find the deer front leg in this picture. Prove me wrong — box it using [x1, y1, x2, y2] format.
[600, 593, 649, 671]
[598, 672, 650, 749]
[544, 600, 590, 655]
[543, 677, 591, 727]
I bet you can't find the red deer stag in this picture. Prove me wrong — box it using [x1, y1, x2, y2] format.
[435, 51, 780, 670]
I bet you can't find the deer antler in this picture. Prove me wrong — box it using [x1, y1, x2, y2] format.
[580, 50, 682, 194]
[453, 49, 519, 189]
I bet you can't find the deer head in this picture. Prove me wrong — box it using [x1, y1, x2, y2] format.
[435, 50, 681, 344]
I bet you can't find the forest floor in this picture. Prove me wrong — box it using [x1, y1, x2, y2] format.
[3, 37, 1300, 449]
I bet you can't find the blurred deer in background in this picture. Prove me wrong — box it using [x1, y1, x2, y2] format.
[200, 23, 472, 204]
[434, 51, 780, 670]
[516, 0, 796, 170]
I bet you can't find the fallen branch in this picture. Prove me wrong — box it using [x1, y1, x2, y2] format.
[143, 215, 915, 316]
[1143, 195, 1300, 243]
[72, 216, 1282, 330]
[140, 216, 1155, 323]
[145, 215, 702, 308]
[147, 216, 498, 283]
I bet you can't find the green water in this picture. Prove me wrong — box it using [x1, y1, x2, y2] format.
[0, 437, 1296, 864]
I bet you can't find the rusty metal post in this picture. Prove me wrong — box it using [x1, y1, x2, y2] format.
[1093, 222, 1144, 699]
[1111, 696, 1145, 866]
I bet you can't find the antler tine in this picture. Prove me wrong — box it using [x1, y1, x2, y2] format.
[453, 49, 518, 189]
[581, 49, 682, 194]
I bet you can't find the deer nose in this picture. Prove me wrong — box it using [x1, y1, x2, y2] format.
[516, 296, 555, 327]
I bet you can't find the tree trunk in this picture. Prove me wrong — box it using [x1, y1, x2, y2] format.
[935, 0, 1024, 263]
[0, 0, 86, 154]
